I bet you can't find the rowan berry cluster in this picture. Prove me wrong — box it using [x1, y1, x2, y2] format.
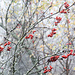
[0, 46, 4, 52]
[7, 47, 12, 51]
[64, 2, 69, 8]
[25, 30, 36, 39]
[43, 66, 53, 73]
[33, 30, 36, 34]
[60, 9, 67, 13]
[47, 28, 57, 37]
[44, 49, 75, 73]
[16, 24, 22, 28]
[55, 16, 62, 26]
[50, 55, 59, 62]
[47, 50, 75, 62]
[4, 41, 11, 46]
[25, 34, 33, 39]
[0, 41, 12, 52]
[62, 49, 75, 59]
[4, 41, 12, 51]
[60, 2, 70, 14]
[64, 67, 70, 71]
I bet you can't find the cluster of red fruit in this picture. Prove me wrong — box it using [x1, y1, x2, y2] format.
[64, 2, 69, 8]
[25, 30, 36, 39]
[16, 24, 22, 28]
[7, 47, 12, 51]
[43, 66, 53, 73]
[48, 50, 75, 62]
[0, 46, 4, 52]
[0, 41, 12, 52]
[44, 49, 75, 73]
[62, 49, 75, 59]
[60, 2, 69, 14]
[4, 41, 12, 51]
[48, 28, 57, 37]
[60, 9, 69, 14]
[55, 16, 62, 26]
[64, 67, 70, 71]
[50, 55, 59, 62]
[25, 34, 33, 39]
[4, 41, 11, 46]
[33, 30, 36, 34]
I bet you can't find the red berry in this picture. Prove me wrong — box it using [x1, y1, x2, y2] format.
[64, 11, 67, 13]
[55, 55, 59, 59]
[43, 71, 47, 73]
[44, 66, 47, 69]
[52, 28, 57, 31]
[51, 13, 53, 14]
[64, 67, 66, 69]
[30, 36, 33, 39]
[64, 2, 67, 4]
[7, 47, 12, 51]
[48, 69, 51, 72]
[29, 34, 33, 39]
[73, 53, 75, 56]
[25, 36, 29, 39]
[33, 30, 36, 34]
[0, 49, 3, 52]
[8, 41, 11, 45]
[48, 33, 53, 37]
[50, 66, 53, 69]
[0, 46, 4, 52]
[18, 24, 20, 25]
[55, 22, 58, 26]
[47, 34, 50, 37]
[52, 31, 56, 34]
[62, 55, 68, 59]
[4, 43, 8, 46]
[67, 54, 70, 57]
[70, 49, 73, 52]
[69, 52, 72, 55]
[64, 3, 69, 8]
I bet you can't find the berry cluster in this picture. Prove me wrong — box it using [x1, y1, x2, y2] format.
[0, 46, 4, 52]
[4, 41, 11, 46]
[60, 9, 67, 13]
[47, 55, 59, 62]
[33, 30, 36, 34]
[47, 28, 57, 37]
[50, 55, 59, 62]
[60, 9, 69, 14]
[64, 67, 70, 71]
[55, 16, 62, 26]
[44, 49, 75, 73]
[16, 24, 22, 28]
[25, 30, 36, 39]
[43, 66, 53, 73]
[47, 49, 75, 62]
[7, 47, 12, 51]
[64, 2, 69, 8]
[60, 2, 70, 14]
[0, 41, 12, 52]
[4, 41, 12, 51]
[25, 34, 33, 39]
[62, 49, 75, 59]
